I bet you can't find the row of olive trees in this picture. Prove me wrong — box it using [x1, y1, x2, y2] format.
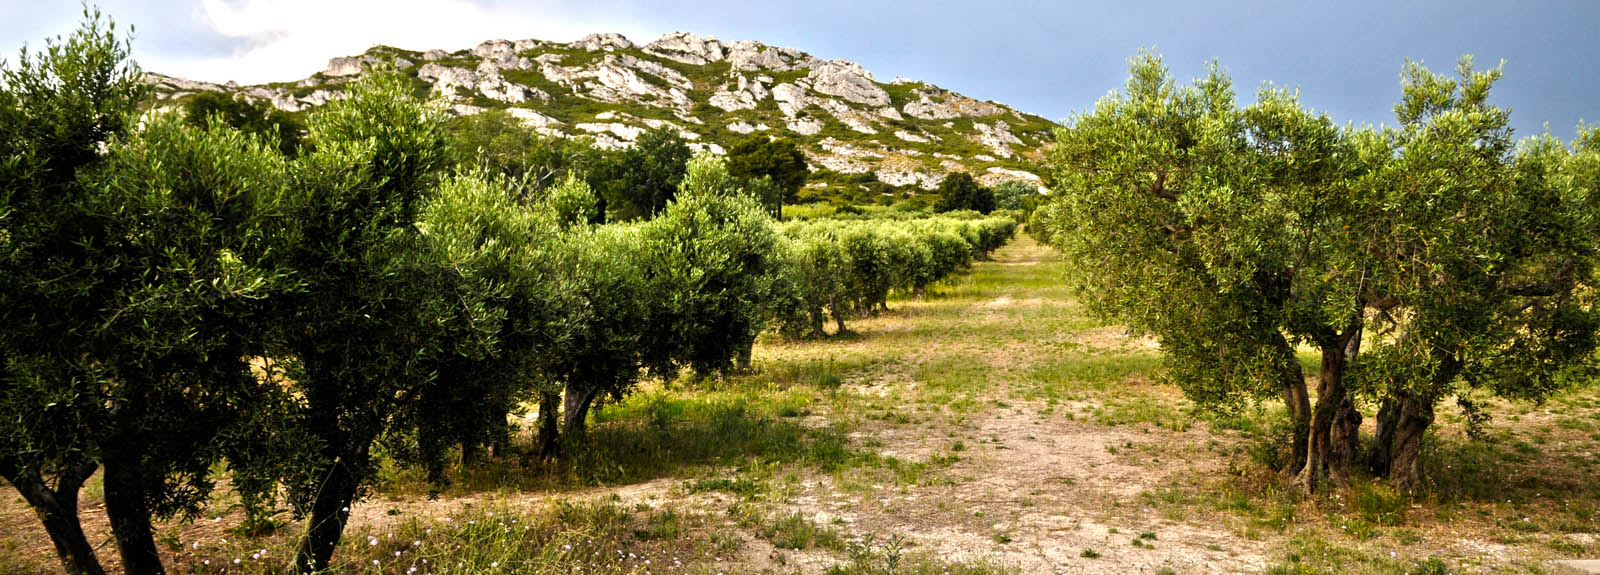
[0, 13, 798, 575]
[774, 215, 1017, 338]
[1034, 51, 1600, 493]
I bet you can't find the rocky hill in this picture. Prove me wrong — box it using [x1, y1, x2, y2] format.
[147, 32, 1056, 202]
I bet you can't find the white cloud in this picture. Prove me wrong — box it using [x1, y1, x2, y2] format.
[145, 0, 644, 84]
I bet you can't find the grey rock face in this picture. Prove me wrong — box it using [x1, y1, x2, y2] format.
[806, 60, 890, 107]
[709, 75, 770, 112]
[574, 33, 633, 52]
[971, 120, 1023, 158]
[645, 32, 726, 65]
[771, 83, 810, 117]
[727, 41, 815, 72]
[902, 86, 1005, 120]
[324, 56, 375, 77]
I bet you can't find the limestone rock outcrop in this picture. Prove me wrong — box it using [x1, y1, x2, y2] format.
[574, 33, 633, 52]
[902, 86, 1005, 120]
[709, 75, 771, 111]
[645, 32, 726, 65]
[324, 56, 374, 77]
[727, 41, 814, 72]
[972, 120, 1023, 158]
[805, 60, 890, 107]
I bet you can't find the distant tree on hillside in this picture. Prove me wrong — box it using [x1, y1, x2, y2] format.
[727, 135, 809, 216]
[183, 90, 304, 156]
[933, 172, 995, 214]
[587, 126, 691, 221]
[444, 109, 589, 197]
[992, 179, 1038, 212]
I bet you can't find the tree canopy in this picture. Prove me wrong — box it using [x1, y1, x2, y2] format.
[586, 126, 692, 221]
[1038, 51, 1600, 492]
[726, 134, 809, 215]
[933, 172, 996, 214]
[182, 90, 305, 156]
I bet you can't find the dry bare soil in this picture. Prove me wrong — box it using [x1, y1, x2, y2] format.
[5, 235, 1599, 574]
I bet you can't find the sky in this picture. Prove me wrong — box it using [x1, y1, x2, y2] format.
[2, 0, 1596, 140]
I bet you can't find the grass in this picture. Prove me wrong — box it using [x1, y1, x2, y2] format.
[9, 234, 1600, 574]
[759, 511, 846, 551]
[108, 498, 730, 575]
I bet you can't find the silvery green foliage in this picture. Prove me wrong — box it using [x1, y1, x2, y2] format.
[774, 214, 1016, 336]
[1038, 51, 1600, 490]
[265, 69, 458, 572]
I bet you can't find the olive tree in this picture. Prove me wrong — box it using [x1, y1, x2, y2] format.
[777, 225, 851, 337]
[642, 155, 786, 373]
[444, 109, 587, 195]
[264, 70, 457, 573]
[1043, 51, 1600, 492]
[992, 180, 1038, 212]
[2, 12, 300, 574]
[553, 156, 784, 442]
[1347, 59, 1600, 490]
[549, 221, 651, 442]
[391, 170, 578, 481]
[83, 112, 293, 575]
[182, 90, 304, 156]
[1043, 53, 1374, 491]
[0, 10, 148, 574]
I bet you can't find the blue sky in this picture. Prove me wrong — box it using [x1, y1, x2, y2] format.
[3, 1, 1596, 140]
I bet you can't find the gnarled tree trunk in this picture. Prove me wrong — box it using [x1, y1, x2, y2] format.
[460, 441, 482, 467]
[1329, 396, 1364, 473]
[829, 297, 847, 335]
[293, 447, 366, 574]
[101, 455, 165, 575]
[735, 332, 756, 372]
[1272, 334, 1312, 477]
[562, 383, 602, 439]
[1296, 320, 1362, 493]
[536, 390, 561, 460]
[5, 460, 104, 575]
[1369, 390, 1435, 492]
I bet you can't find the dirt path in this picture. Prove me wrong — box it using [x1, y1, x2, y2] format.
[739, 235, 1272, 574]
[6, 234, 1595, 574]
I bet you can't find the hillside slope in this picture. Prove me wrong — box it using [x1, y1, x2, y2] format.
[147, 32, 1055, 203]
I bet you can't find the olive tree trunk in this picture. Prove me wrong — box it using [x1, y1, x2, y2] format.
[1273, 336, 1312, 477]
[562, 384, 602, 439]
[293, 447, 366, 574]
[828, 295, 847, 334]
[1330, 396, 1364, 471]
[536, 390, 561, 460]
[1296, 320, 1362, 493]
[101, 455, 165, 575]
[1369, 390, 1436, 492]
[735, 332, 756, 372]
[4, 460, 105, 575]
